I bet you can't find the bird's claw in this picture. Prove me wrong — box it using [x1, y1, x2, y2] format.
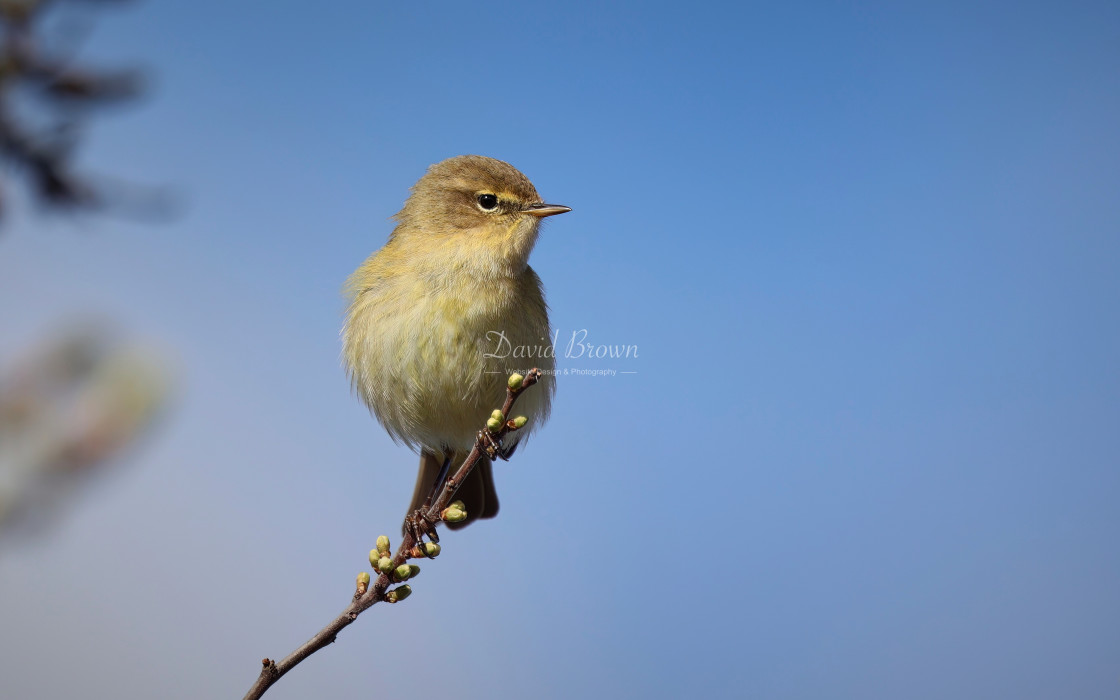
[403, 508, 439, 548]
[478, 429, 504, 460]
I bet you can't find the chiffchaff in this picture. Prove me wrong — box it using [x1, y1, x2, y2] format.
[342, 155, 569, 529]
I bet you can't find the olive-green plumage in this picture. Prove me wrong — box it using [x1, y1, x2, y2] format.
[342, 155, 568, 528]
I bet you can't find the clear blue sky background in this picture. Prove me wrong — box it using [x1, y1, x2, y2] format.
[1, 1, 1118, 698]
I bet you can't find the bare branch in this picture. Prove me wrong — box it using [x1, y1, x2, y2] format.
[241, 369, 545, 700]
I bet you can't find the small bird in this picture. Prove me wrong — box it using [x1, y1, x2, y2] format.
[343, 155, 568, 531]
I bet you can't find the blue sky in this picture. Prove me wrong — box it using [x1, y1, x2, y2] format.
[1, 1, 1118, 698]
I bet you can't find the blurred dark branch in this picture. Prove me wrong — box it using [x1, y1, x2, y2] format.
[0, 0, 148, 220]
[241, 370, 545, 700]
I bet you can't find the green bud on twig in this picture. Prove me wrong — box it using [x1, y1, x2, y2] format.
[385, 585, 412, 603]
[393, 563, 413, 581]
[442, 507, 467, 523]
[409, 542, 442, 559]
[356, 572, 371, 596]
[377, 556, 394, 574]
[508, 373, 524, 390]
[486, 417, 502, 432]
[511, 415, 528, 429]
[376, 535, 391, 555]
[491, 409, 504, 422]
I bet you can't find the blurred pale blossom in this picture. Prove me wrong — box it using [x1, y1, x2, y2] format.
[0, 321, 172, 537]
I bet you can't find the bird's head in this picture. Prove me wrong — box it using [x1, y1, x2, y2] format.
[392, 155, 570, 277]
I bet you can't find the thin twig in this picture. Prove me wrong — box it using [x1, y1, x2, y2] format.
[241, 369, 544, 700]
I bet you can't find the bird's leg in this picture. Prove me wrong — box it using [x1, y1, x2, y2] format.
[403, 454, 453, 551]
[423, 454, 453, 510]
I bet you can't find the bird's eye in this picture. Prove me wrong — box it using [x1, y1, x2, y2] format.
[477, 193, 499, 211]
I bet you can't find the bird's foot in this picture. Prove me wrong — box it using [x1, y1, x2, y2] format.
[479, 429, 504, 460]
[403, 508, 440, 551]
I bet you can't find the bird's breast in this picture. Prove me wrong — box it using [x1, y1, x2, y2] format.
[344, 271, 554, 453]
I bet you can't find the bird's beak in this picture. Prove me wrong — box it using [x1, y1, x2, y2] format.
[524, 203, 572, 218]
